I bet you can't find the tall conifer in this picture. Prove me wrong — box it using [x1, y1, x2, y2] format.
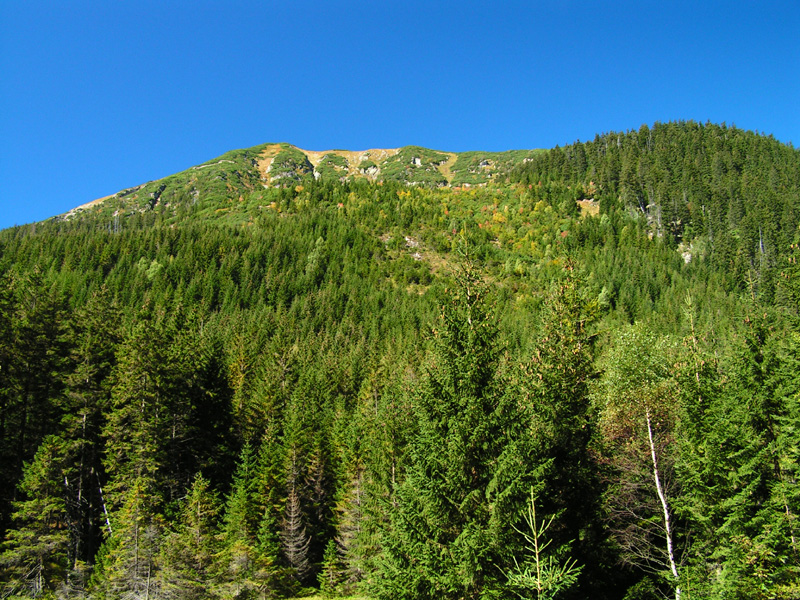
[377, 260, 534, 599]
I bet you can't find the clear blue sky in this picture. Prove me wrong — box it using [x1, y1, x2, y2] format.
[1, 0, 798, 229]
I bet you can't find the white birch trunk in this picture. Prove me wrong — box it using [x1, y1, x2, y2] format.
[645, 408, 680, 600]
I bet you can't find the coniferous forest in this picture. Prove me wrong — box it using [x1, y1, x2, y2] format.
[1, 122, 800, 599]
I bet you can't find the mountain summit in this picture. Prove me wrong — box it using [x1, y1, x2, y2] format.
[64, 143, 541, 222]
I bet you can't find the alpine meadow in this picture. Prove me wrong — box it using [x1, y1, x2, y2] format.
[2, 121, 800, 599]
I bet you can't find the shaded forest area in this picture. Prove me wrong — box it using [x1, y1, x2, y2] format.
[1, 122, 799, 599]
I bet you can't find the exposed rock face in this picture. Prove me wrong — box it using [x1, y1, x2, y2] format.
[361, 166, 380, 177]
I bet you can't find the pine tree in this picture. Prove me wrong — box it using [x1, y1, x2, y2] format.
[304, 431, 335, 568]
[0, 290, 119, 597]
[162, 317, 236, 503]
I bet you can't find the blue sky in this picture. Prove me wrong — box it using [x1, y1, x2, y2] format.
[1, 0, 798, 229]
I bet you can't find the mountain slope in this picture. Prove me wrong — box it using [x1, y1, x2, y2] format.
[2, 121, 800, 600]
[63, 143, 542, 223]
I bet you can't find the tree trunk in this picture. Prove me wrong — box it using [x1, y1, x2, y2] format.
[645, 408, 680, 600]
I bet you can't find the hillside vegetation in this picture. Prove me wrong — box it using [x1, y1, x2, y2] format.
[63, 143, 541, 225]
[1, 121, 799, 599]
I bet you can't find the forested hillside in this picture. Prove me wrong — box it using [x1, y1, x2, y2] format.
[1, 122, 799, 599]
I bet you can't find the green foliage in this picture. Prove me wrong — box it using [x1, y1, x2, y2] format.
[376, 262, 537, 599]
[450, 150, 542, 186]
[0, 271, 70, 545]
[216, 444, 292, 598]
[1, 437, 70, 598]
[90, 477, 163, 599]
[379, 146, 448, 186]
[503, 489, 582, 600]
[271, 146, 314, 184]
[94, 144, 271, 223]
[596, 325, 683, 597]
[159, 474, 221, 599]
[675, 311, 800, 598]
[523, 266, 607, 594]
[511, 121, 800, 298]
[317, 154, 351, 182]
[0, 123, 798, 599]
[318, 538, 345, 596]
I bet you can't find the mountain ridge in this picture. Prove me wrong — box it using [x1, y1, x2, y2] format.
[65, 143, 542, 221]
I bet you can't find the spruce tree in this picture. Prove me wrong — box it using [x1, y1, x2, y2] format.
[376, 261, 534, 600]
[318, 538, 345, 596]
[60, 286, 120, 570]
[338, 347, 416, 593]
[158, 473, 220, 600]
[217, 444, 258, 591]
[216, 442, 285, 597]
[685, 312, 800, 598]
[523, 265, 604, 582]
[0, 437, 70, 598]
[253, 424, 285, 563]
[333, 465, 368, 592]
[90, 477, 163, 599]
[1, 271, 69, 538]
[280, 443, 312, 584]
[0, 276, 16, 535]
[102, 313, 171, 511]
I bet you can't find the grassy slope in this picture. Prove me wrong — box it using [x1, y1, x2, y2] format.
[65, 144, 543, 222]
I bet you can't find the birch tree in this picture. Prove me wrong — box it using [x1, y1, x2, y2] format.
[597, 325, 683, 600]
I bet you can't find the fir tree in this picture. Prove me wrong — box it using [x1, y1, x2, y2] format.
[523, 264, 606, 595]
[503, 489, 582, 600]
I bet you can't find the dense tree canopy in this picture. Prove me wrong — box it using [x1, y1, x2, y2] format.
[1, 122, 798, 599]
